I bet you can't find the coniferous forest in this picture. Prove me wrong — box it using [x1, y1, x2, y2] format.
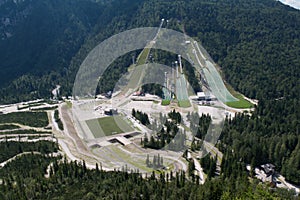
[0, 154, 297, 200]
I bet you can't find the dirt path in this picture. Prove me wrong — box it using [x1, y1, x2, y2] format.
[52, 104, 111, 170]
[0, 152, 42, 167]
[60, 104, 89, 153]
[0, 123, 51, 133]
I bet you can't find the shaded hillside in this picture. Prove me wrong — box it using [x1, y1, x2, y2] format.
[0, 0, 104, 101]
[0, 0, 145, 103]
[1, 0, 299, 103]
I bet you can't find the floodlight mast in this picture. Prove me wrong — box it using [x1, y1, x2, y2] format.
[175, 61, 178, 78]
[164, 72, 168, 90]
[171, 62, 175, 93]
[178, 55, 183, 74]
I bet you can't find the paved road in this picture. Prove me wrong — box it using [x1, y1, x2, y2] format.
[193, 158, 205, 184]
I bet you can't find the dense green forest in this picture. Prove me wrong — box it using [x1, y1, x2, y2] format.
[0, 155, 297, 200]
[0, 124, 19, 130]
[137, 109, 186, 151]
[0, 111, 49, 127]
[54, 109, 64, 130]
[132, 109, 150, 126]
[0, 141, 58, 162]
[0, 0, 299, 104]
[219, 99, 300, 184]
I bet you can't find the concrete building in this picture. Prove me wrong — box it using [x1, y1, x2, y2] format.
[104, 108, 118, 116]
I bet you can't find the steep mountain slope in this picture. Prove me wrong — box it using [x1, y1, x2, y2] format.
[0, 0, 145, 102]
[1, 0, 299, 103]
[66, 0, 300, 101]
[0, 0, 105, 101]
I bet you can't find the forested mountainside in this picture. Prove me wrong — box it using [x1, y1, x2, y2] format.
[0, 156, 296, 199]
[0, 0, 104, 101]
[0, 0, 300, 199]
[0, 0, 299, 103]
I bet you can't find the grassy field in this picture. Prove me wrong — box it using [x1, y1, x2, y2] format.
[126, 65, 145, 90]
[108, 145, 153, 172]
[161, 99, 171, 106]
[225, 83, 253, 109]
[136, 48, 150, 66]
[66, 101, 72, 108]
[121, 47, 151, 94]
[226, 95, 253, 108]
[86, 116, 134, 138]
[125, 47, 151, 91]
[178, 100, 191, 108]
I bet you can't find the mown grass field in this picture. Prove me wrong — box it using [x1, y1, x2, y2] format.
[226, 94, 253, 108]
[225, 84, 253, 109]
[86, 116, 134, 138]
[161, 99, 171, 106]
[178, 100, 191, 108]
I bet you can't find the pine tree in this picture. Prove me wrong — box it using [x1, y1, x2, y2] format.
[146, 154, 150, 167]
[188, 159, 195, 177]
[153, 155, 157, 168]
